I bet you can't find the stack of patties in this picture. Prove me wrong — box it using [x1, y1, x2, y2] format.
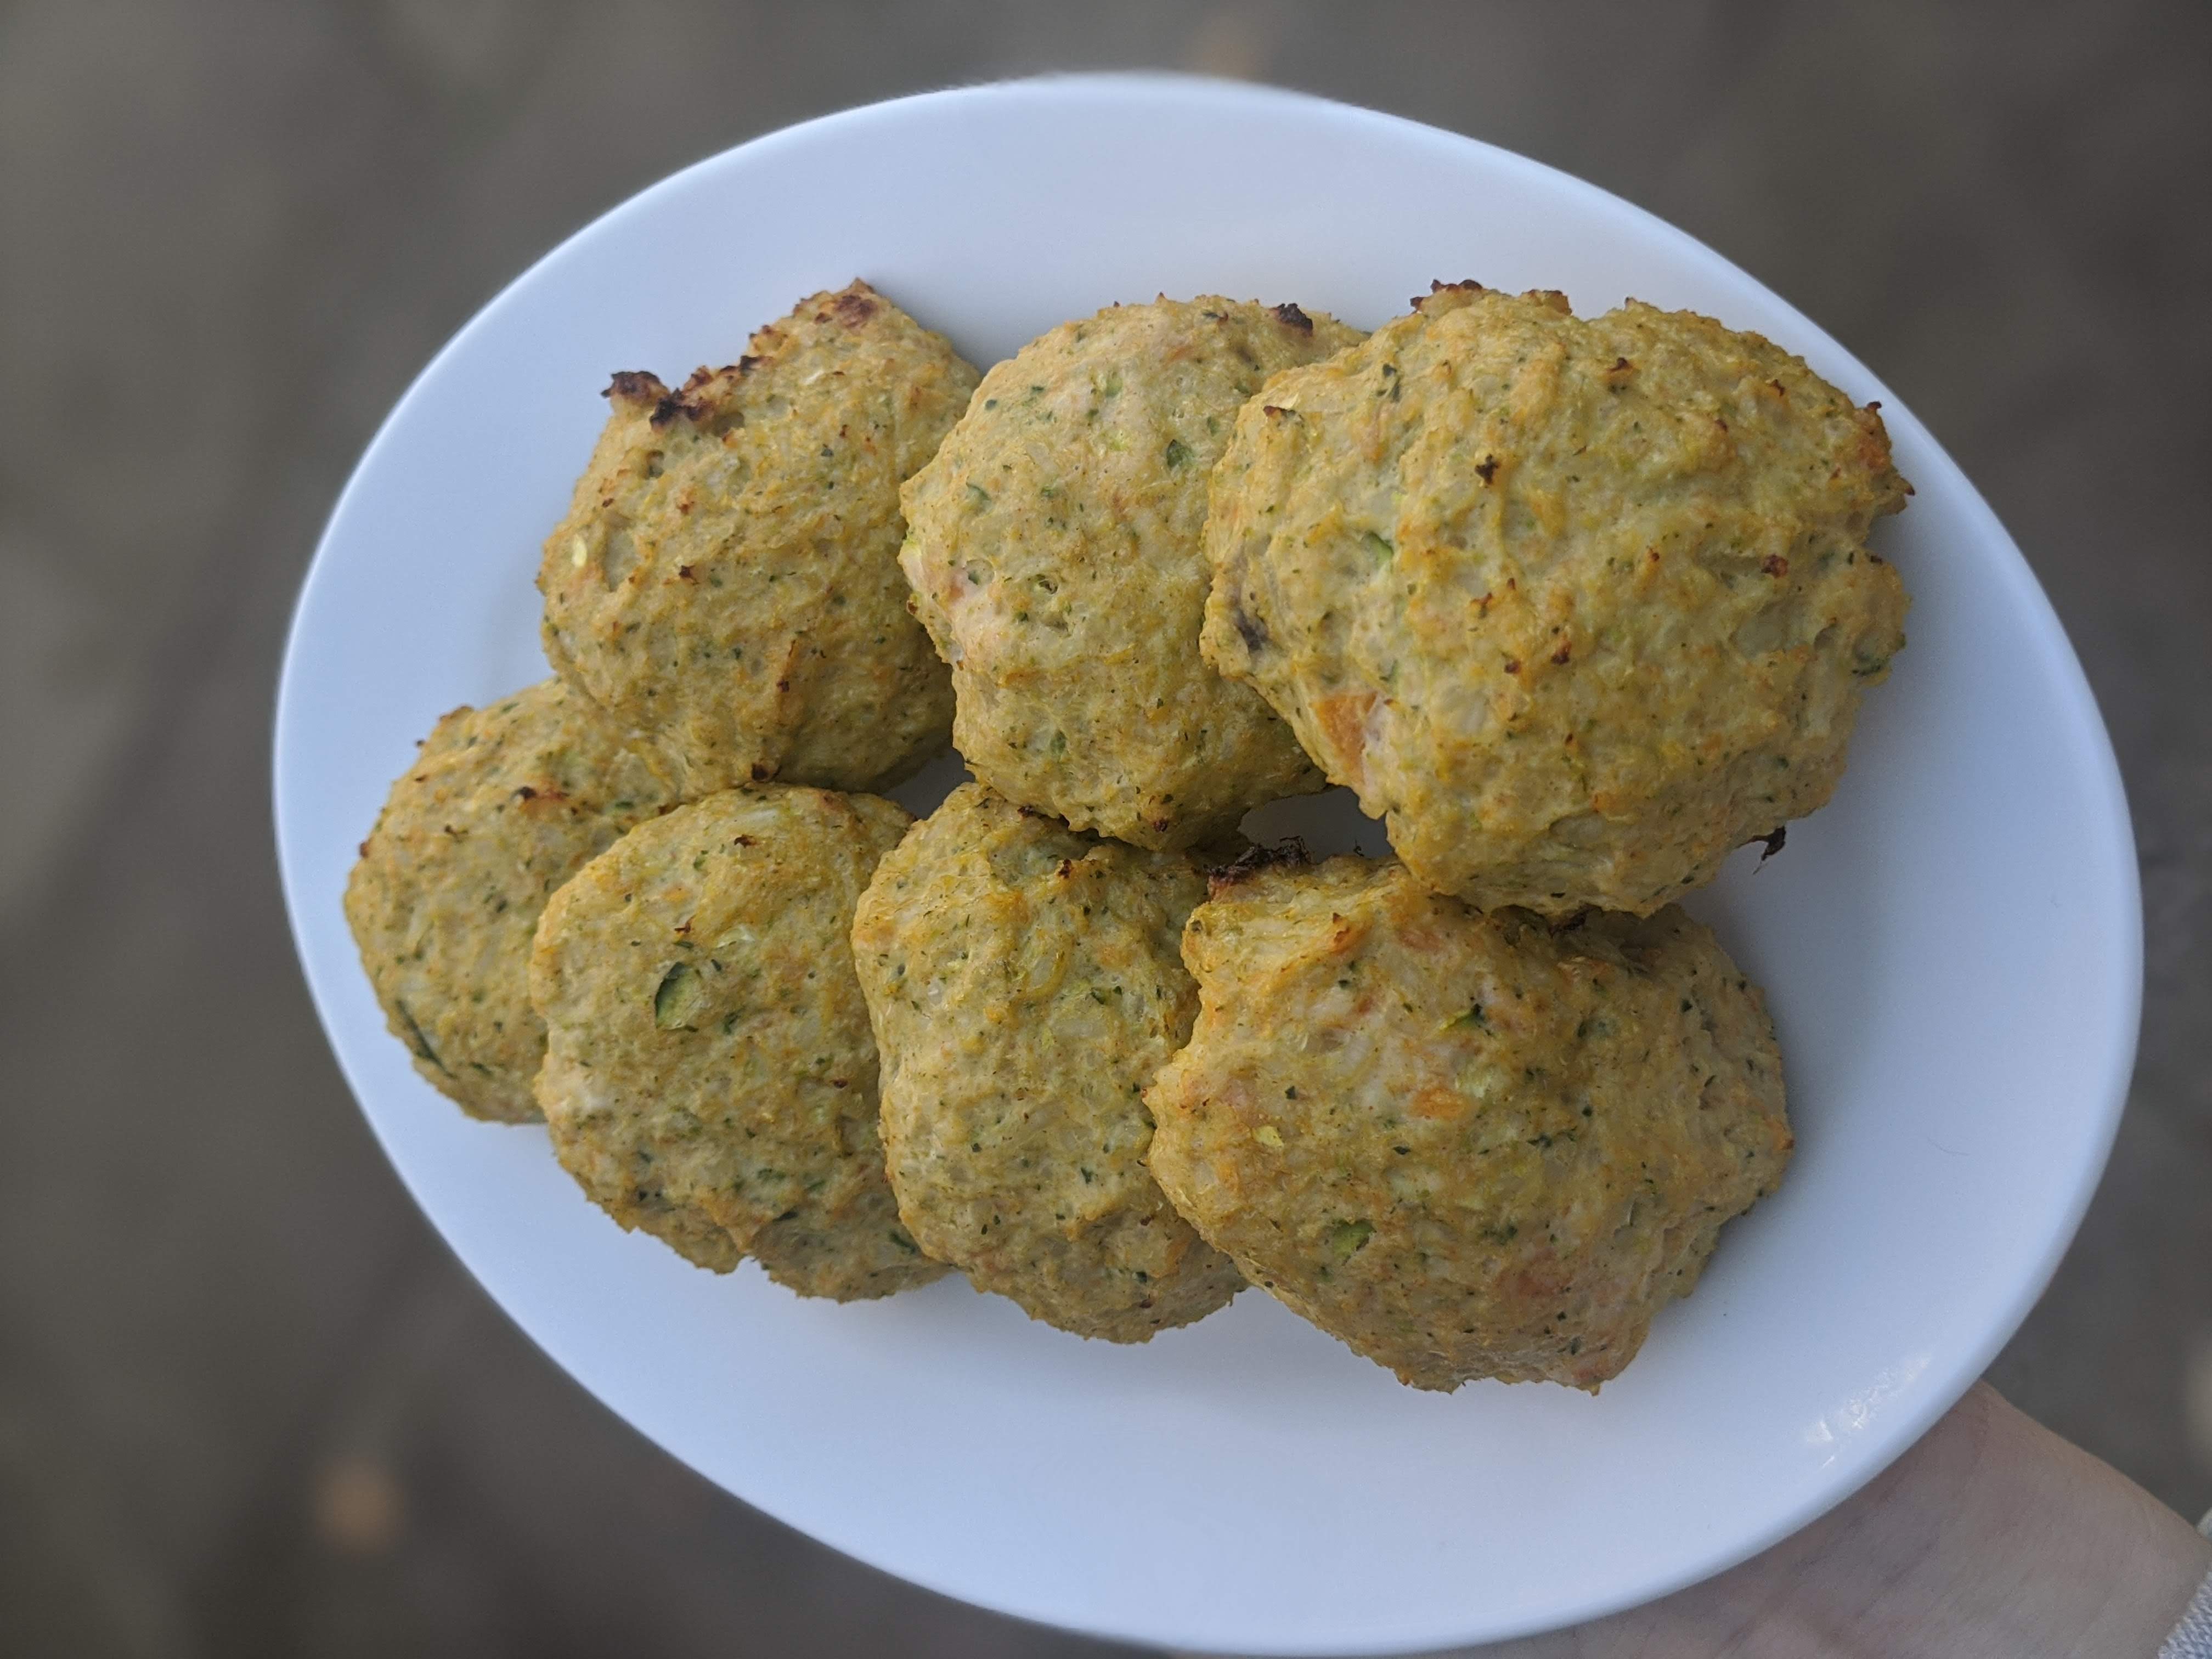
[348, 280, 977, 1299]
[849, 297, 1359, 1340]
[346, 274, 1910, 1385]
[875, 281, 1906, 1381]
[1140, 282, 1907, 1388]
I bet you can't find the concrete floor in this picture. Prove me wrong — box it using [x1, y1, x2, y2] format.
[1, 2, 2207, 1654]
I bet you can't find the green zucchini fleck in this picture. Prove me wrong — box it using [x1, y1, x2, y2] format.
[1328, 1218, 1374, 1263]
[394, 998, 447, 1072]
[653, 961, 709, 1030]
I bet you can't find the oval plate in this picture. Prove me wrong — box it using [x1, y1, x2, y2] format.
[273, 75, 2139, 1656]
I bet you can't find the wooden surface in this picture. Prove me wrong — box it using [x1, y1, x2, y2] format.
[1, 2, 2205, 1653]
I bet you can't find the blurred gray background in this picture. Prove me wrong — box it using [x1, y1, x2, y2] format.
[2, 2, 2207, 1655]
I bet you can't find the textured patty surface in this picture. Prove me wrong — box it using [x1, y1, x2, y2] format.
[540, 281, 977, 795]
[528, 785, 946, 1299]
[343, 678, 679, 1122]
[899, 297, 1360, 849]
[850, 784, 1242, 1341]
[1203, 284, 1910, 916]
[1144, 855, 1791, 1390]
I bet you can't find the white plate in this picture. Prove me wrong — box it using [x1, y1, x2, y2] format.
[273, 75, 2139, 1655]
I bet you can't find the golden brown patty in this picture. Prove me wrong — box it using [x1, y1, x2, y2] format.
[540, 280, 977, 795]
[343, 679, 679, 1122]
[851, 784, 1243, 1341]
[899, 297, 1362, 849]
[528, 784, 947, 1299]
[1145, 855, 1791, 1391]
[1203, 284, 1910, 916]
